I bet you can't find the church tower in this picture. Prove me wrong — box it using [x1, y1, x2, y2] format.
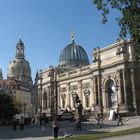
[7, 39, 33, 88]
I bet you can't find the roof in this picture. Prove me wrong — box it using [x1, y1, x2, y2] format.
[0, 79, 18, 86]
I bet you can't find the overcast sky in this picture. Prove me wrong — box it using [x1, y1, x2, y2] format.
[0, 0, 123, 81]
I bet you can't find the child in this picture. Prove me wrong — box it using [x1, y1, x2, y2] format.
[96, 114, 102, 128]
[117, 114, 123, 126]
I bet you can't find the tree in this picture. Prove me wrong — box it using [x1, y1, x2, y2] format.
[93, 0, 140, 57]
[0, 92, 21, 122]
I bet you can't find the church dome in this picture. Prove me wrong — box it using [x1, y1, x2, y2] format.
[7, 39, 33, 87]
[59, 33, 89, 69]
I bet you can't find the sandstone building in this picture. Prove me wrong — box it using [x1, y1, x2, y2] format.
[37, 35, 140, 116]
[0, 39, 33, 117]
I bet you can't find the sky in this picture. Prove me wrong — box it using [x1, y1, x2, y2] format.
[0, 0, 122, 82]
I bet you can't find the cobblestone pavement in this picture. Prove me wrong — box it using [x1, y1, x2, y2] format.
[0, 116, 140, 140]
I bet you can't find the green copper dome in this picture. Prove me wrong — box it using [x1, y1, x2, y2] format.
[59, 41, 89, 69]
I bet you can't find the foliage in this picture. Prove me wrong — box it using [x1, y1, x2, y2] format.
[0, 91, 21, 121]
[92, 0, 140, 57]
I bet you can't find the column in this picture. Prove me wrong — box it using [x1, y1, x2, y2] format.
[57, 85, 61, 110]
[42, 89, 46, 109]
[38, 87, 42, 108]
[130, 68, 137, 109]
[47, 87, 50, 110]
[48, 86, 51, 108]
[90, 77, 94, 106]
[117, 70, 124, 104]
[41, 91, 44, 109]
[66, 83, 70, 109]
[122, 69, 128, 105]
[42, 92, 45, 109]
[97, 75, 101, 106]
[93, 76, 97, 105]
[78, 80, 82, 103]
[102, 88, 107, 109]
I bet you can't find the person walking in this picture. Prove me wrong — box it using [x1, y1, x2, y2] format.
[41, 113, 48, 133]
[117, 114, 123, 126]
[76, 118, 82, 131]
[19, 116, 24, 130]
[52, 117, 59, 138]
[12, 116, 17, 131]
[96, 114, 102, 128]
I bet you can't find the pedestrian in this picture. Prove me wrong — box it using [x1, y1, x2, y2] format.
[41, 113, 47, 133]
[96, 114, 102, 128]
[117, 114, 123, 126]
[31, 117, 35, 124]
[100, 113, 104, 126]
[19, 116, 24, 130]
[76, 118, 82, 131]
[12, 116, 17, 131]
[52, 117, 59, 138]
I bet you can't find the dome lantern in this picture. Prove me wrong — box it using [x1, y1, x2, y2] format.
[15, 38, 25, 59]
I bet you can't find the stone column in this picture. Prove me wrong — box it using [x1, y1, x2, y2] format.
[93, 76, 97, 105]
[38, 87, 42, 108]
[117, 70, 124, 104]
[47, 87, 50, 110]
[48, 86, 51, 108]
[57, 85, 60, 108]
[106, 89, 109, 108]
[130, 68, 137, 109]
[42, 92, 45, 109]
[122, 70, 127, 105]
[78, 80, 82, 103]
[102, 88, 107, 109]
[90, 77, 94, 106]
[41, 92, 44, 109]
[97, 75, 102, 106]
[66, 83, 70, 109]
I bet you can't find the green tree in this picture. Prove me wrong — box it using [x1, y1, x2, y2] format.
[93, 0, 140, 57]
[0, 92, 20, 122]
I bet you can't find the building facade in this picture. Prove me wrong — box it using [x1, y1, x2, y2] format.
[0, 79, 32, 117]
[37, 37, 140, 116]
[0, 39, 33, 117]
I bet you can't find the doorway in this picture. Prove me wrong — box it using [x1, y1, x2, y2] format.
[106, 79, 117, 108]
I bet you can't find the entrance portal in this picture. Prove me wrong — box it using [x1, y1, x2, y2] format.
[106, 79, 117, 108]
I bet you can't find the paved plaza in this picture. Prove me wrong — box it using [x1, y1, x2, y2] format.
[0, 116, 140, 140]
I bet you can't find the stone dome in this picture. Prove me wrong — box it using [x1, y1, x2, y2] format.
[59, 40, 89, 69]
[7, 39, 33, 87]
